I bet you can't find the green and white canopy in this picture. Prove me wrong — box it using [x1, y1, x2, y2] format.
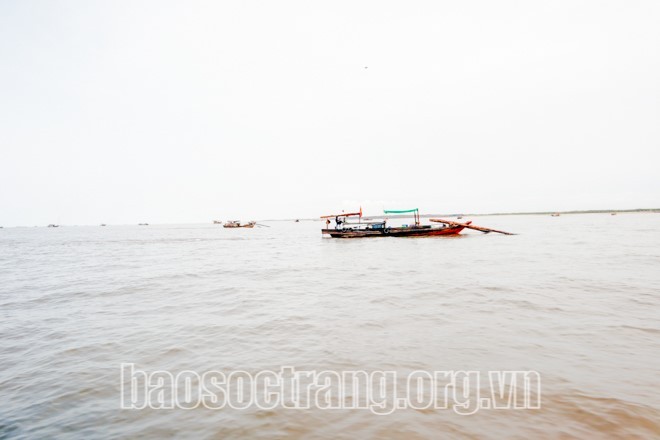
[383, 208, 418, 214]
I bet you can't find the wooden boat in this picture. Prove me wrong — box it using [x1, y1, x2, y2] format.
[321, 208, 466, 238]
[223, 220, 256, 228]
[321, 208, 514, 238]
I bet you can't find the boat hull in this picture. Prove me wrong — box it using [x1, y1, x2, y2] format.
[322, 225, 466, 238]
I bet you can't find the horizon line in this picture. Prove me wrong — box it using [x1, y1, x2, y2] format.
[2, 208, 659, 228]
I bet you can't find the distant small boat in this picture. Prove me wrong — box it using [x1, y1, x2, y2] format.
[47, 224, 59, 228]
[213, 220, 222, 224]
[551, 213, 561, 217]
[611, 212, 617, 216]
[138, 223, 149, 226]
[223, 220, 256, 228]
[100, 224, 107, 227]
[295, 219, 300, 223]
[457, 216, 463, 220]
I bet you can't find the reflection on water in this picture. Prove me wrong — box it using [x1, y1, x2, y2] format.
[1, 214, 659, 438]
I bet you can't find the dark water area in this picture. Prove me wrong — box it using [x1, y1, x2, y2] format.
[1, 214, 659, 438]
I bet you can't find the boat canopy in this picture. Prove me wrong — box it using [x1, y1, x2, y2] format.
[383, 208, 418, 214]
[384, 208, 420, 225]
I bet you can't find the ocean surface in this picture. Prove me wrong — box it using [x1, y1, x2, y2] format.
[1, 214, 659, 439]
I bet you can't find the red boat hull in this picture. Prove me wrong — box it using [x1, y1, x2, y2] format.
[322, 225, 466, 238]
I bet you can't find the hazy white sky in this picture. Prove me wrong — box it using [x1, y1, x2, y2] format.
[1, 0, 658, 226]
